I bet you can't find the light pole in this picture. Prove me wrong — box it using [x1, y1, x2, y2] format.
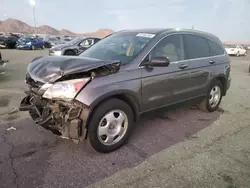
[3, 13, 7, 34]
[29, 0, 36, 34]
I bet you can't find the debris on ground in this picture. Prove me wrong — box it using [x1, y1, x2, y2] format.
[8, 108, 19, 115]
[7, 127, 16, 131]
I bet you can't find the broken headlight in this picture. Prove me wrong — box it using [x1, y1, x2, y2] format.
[42, 78, 90, 101]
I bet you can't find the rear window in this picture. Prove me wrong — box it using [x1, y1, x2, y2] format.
[184, 35, 210, 59]
[208, 40, 224, 56]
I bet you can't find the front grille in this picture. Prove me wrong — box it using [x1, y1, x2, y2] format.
[26, 73, 43, 88]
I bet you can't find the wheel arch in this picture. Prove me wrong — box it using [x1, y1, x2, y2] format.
[85, 91, 140, 129]
[212, 74, 227, 96]
[64, 48, 77, 55]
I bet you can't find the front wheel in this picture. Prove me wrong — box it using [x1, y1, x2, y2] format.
[198, 80, 223, 112]
[87, 99, 134, 153]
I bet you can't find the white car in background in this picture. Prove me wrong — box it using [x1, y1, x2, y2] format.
[225, 44, 247, 56]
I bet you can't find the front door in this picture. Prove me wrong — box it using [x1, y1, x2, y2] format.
[141, 34, 191, 112]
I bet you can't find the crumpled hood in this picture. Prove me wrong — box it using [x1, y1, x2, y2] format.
[27, 56, 120, 83]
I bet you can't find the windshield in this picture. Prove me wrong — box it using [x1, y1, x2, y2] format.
[67, 38, 82, 45]
[48, 37, 58, 41]
[19, 38, 33, 42]
[225, 44, 236, 48]
[80, 32, 154, 64]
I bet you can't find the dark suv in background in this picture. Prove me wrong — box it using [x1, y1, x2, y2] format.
[20, 28, 231, 153]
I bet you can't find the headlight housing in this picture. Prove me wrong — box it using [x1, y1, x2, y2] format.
[54, 50, 62, 56]
[42, 78, 90, 101]
[26, 42, 32, 45]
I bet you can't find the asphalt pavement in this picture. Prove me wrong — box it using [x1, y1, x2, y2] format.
[0, 49, 250, 188]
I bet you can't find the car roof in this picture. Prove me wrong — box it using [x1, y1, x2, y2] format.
[118, 28, 218, 38]
[117, 28, 221, 44]
[118, 28, 170, 35]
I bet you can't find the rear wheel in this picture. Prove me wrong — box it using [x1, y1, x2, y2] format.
[87, 99, 134, 153]
[198, 80, 223, 112]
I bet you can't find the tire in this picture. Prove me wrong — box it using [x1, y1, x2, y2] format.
[64, 50, 75, 56]
[198, 80, 223, 112]
[87, 99, 134, 153]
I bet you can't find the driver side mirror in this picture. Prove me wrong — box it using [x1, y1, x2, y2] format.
[149, 57, 170, 67]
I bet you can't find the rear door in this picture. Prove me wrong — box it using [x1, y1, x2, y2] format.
[141, 34, 191, 111]
[183, 34, 212, 97]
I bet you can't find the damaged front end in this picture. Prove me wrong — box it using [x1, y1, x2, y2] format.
[19, 56, 121, 143]
[19, 79, 90, 143]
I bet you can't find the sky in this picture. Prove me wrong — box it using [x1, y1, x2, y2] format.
[1, 0, 250, 42]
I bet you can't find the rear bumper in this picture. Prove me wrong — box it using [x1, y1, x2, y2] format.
[227, 51, 236, 55]
[16, 46, 31, 49]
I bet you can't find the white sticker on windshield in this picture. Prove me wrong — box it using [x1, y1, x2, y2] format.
[136, 33, 155, 38]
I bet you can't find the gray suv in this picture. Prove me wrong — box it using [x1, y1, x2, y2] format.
[20, 29, 231, 153]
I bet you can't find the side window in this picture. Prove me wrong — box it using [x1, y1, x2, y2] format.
[207, 40, 224, 56]
[94, 38, 101, 43]
[151, 35, 184, 62]
[80, 39, 94, 47]
[184, 35, 209, 59]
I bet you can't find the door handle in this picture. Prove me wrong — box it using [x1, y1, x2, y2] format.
[179, 64, 188, 69]
[209, 60, 215, 64]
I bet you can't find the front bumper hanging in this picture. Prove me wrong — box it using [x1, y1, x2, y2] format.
[19, 93, 90, 143]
